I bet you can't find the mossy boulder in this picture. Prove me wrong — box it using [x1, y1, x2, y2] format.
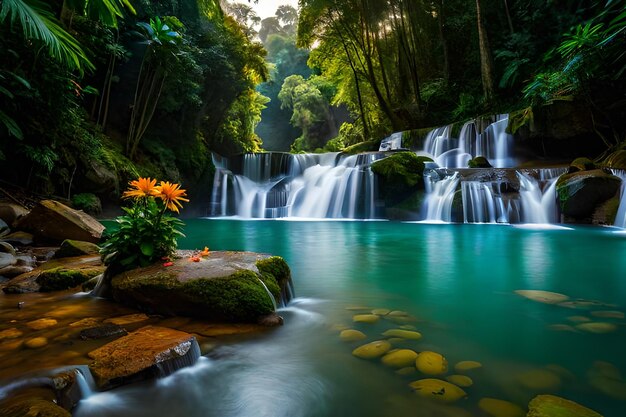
[556, 169, 621, 219]
[54, 240, 100, 259]
[342, 139, 380, 155]
[602, 149, 626, 170]
[371, 152, 432, 206]
[468, 156, 493, 168]
[568, 157, 596, 173]
[110, 251, 291, 323]
[526, 395, 602, 417]
[71, 193, 102, 216]
[2, 255, 105, 294]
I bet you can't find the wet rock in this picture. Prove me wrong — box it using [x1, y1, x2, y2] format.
[353, 314, 380, 323]
[0, 231, 34, 246]
[258, 313, 284, 326]
[0, 397, 71, 417]
[26, 318, 58, 330]
[68, 317, 102, 328]
[454, 360, 483, 372]
[54, 239, 100, 259]
[556, 169, 621, 219]
[568, 157, 596, 173]
[2, 255, 105, 294]
[516, 369, 561, 390]
[103, 313, 151, 326]
[446, 374, 473, 387]
[575, 322, 617, 333]
[409, 378, 467, 403]
[110, 251, 290, 323]
[382, 328, 422, 340]
[14, 199, 104, 244]
[51, 369, 83, 411]
[415, 351, 448, 375]
[339, 329, 367, 342]
[0, 202, 29, 225]
[79, 324, 127, 340]
[25, 337, 48, 349]
[478, 397, 525, 417]
[527, 394, 602, 417]
[381, 349, 418, 368]
[352, 340, 392, 359]
[371, 308, 390, 315]
[0, 328, 22, 339]
[468, 156, 493, 168]
[0, 241, 15, 255]
[603, 149, 626, 170]
[0, 252, 16, 269]
[88, 325, 199, 390]
[0, 218, 8, 237]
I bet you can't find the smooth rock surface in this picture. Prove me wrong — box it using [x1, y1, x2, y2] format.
[526, 394, 602, 417]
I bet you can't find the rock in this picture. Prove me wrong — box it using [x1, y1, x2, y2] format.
[0, 218, 9, 237]
[69, 317, 102, 328]
[257, 313, 283, 326]
[26, 318, 58, 330]
[0, 241, 14, 255]
[590, 310, 624, 319]
[25, 337, 48, 348]
[353, 314, 380, 323]
[446, 374, 473, 387]
[110, 251, 290, 323]
[103, 313, 151, 326]
[516, 369, 561, 390]
[602, 149, 626, 170]
[381, 349, 418, 368]
[568, 157, 596, 173]
[468, 156, 493, 168]
[70, 193, 102, 216]
[2, 255, 105, 293]
[382, 329, 422, 340]
[371, 308, 390, 315]
[515, 290, 569, 304]
[0, 231, 34, 246]
[415, 351, 448, 375]
[0, 252, 16, 269]
[339, 329, 367, 342]
[556, 169, 621, 219]
[567, 315, 591, 323]
[80, 324, 127, 340]
[478, 398, 525, 417]
[51, 369, 83, 411]
[54, 240, 100, 259]
[0, 397, 71, 417]
[0, 202, 29, 225]
[575, 322, 617, 333]
[88, 325, 199, 390]
[527, 394, 602, 417]
[371, 152, 431, 206]
[15, 199, 104, 244]
[352, 340, 392, 359]
[454, 360, 483, 372]
[396, 367, 417, 376]
[409, 378, 467, 403]
[587, 360, 626, 400]
[0, 328, 22, 339]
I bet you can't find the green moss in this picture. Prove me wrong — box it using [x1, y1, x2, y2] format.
[71, 193, 102, 215]
[569, 157, 596, 173]
[256, 256, 291, 300]
[36, 267, 103, 292]
[401, 128, 432, 149]
[342, 139, 380, 155]
[55, 240, 100, 258]
[182, 270, 275, 321]
[468, 156, 493, 168]
[507, 107, 533, 134]
[371, 152, 431, 188]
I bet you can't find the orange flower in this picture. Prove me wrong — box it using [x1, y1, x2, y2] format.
[155, 181, 189, 213]
[122, 177, 158, 199]
[189, 255, 201, 262]
[200, 247, 210, 257]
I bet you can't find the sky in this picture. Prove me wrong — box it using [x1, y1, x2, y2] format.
[245, 0, 299, 20]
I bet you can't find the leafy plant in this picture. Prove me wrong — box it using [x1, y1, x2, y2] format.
[100, 177, 188, 270]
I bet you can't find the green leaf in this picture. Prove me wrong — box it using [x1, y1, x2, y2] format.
[140, 241, 154, 256]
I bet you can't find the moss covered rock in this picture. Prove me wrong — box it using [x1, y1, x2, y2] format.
[468, 156, 493, 168]
[342, 139, 380, 155]
[568, 157, 596, 173]
[526, 395, 602, 417]
[602, 149, 626, 170]
[372, 152, 432, 207]
[54, 240, 100, 259]
[110, 251, 290, 323]
[556, 169, 621, 219]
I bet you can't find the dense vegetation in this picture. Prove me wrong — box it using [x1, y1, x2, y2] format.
[0, 0, 624, 204]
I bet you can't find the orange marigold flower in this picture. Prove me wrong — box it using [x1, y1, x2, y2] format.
[155, 181, 189, 213]
[122, 177, 158, 199]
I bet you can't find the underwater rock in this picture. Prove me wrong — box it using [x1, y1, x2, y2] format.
[556, 169, 621, 219]
[103, 313, 151, 326]
[526, 394, 602, 417]
[79, 324, 127, 340]
[352, 340, 392, 359]
[381, 349, 418, 368]
[587, 361, 626, 400]
[0, 328, 23, 339]
[110, 252, 291, 323]
[409, 378, 467, 403]
[415, 351, 448, 375]
[24, 337, 48, 349]
[516, 369, 561, 391]
[590, 310, 624, 319]
[54, 240, 100, 259]
[575, 322, 617, 333]
[0, 252, 16, 269]
[26, 318, 58, 330]
[353, 314, 380, 323]
[514, 290, 569, 304]
[15, 200, 104, 244]
[382, 329, 422, 340]
[548, 324, 578, 332]
[68, 317, 102, 328]
[454, 360, 483, 372]
[339, 329, 367, 342]
[396, 367, 417, 376]
[445, 374, 473, 387]
[478, 397, 525, 417]
[0, 397, 71, 417]
[558, 299, 616, 309]
[567, 316, 591, 323]
[371, 308, 391, 316]
[88, 325, 199, 390]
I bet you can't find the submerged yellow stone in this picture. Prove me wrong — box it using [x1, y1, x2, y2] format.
[575, 322, 617, 333]
[381, 349, 418, 368]
[371, 308, 390, 316]
[339, 329, 367, 342]
[409, 378, 467, 403]
[515, 290, 569, 304]
[454, 360, 483, 372]
[352, 314, 380, 324]
[415, 351, 448, 375]
[25, 337, 48, 349]
[446, 374, 473, 387]
[26, 318, 58, 330]
[352, 340, 392, 359]
[590, 310, 624, 319]
[382, 329, 422, 340]
[478, 398, 525, 417]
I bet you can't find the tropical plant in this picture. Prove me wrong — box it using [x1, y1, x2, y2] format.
[62, 0, 136, 29]
[100, 177, 188, 270]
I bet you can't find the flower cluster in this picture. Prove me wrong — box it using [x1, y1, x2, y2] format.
[101, 177, 189, 270]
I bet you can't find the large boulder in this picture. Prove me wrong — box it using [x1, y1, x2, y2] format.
[87, 325, 199, 390]
[0, 202, 29, 226]
[14, 200, 104, 244]
[2, 255, 105, 294]
[526, 394, 602, 417]
[110, 251, 291, 323]
[54, 240, 100, 259]
[556, 169, 621, 219]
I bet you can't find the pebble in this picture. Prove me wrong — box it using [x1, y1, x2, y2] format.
[446, 374, 473, 387]
[352, 314, 380, 324]
[352, 340, 392, 359]
[454, 360, 483, 372]
[339, 329, 367, 342]
[25, 337, 48, 349]
[415, 351, 448, 375]
[381, 349, 418, 368]
[26, 318, 58, 330]
[409, 378, 467, 403]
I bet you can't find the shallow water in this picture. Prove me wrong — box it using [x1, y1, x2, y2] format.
[70, 220, 626, 417]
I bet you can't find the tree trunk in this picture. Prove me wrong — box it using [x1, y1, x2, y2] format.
[476, 0, 496, 102]
[503, 0, 515, 34]
[437, 0, 450, 84]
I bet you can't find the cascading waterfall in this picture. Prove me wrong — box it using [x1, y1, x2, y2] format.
[422, 170, 460, 222]
[461, 181, 509, 223]
[517, 172, 561, 224]
[611, 169, 626, 228]
[211, 153, 382, 219]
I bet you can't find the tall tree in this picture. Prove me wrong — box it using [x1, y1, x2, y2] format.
[475, 0, 496, 102]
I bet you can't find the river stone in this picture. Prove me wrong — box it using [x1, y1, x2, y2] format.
[2, 255, 105, 294]
[14, 199, 104, 244]
[0, 252, 16, 269]
[104, 313, 151, 326]
[0, 328, 22, 339]
[0, 231, 34, 246]
[415, 351, 448, 375]
[556, 169, 621, 219]
[527, 394, 602, 417]
[587, 361, 626, 400]
[590, 310, 624, 319]
[26, 318, 58, 330]
[567, 315, 591, 323]
[339, 329, 367, 342]
[352, 340, 392, 359]
[25, 337, 48, 349]
[409, 379, 467, 403]
[54, 239, 100, 259]
[454, 360, 483, 372]
[446, 374, 473, 387]
[80, 324, 127, 340]
[381, 349, 418, 368]
[352, 314, 380, 323]
[88, 325, 199, 390]
[110, 252, 290, 323]
[575, 322, 617, 333]
[371, 308, 390, 315]
[515, 290, 569, 304]
[382, 329, 422, 340]
[517, 369, 561, 390]
[0, 397, 71, 417]
[0, 202, 29, 225]
[478, 398, 525, 417]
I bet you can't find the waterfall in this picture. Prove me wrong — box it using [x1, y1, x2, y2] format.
[517, 172, 559, 224]
[612, 169, 626, 228]
[461, 181, 509, 223]
[422, 170, 460, 222]
[379, 132, 403, 151]
[211, 152, 382, 219]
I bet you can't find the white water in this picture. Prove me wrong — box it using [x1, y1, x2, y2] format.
[211, 153, 381, 219]
[461, 181, 509, 223]
[378, 132, 403, 151]
[517, 172, 560, 224]
[611, 169, 626, 228]
[422, 171, 459, 222]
